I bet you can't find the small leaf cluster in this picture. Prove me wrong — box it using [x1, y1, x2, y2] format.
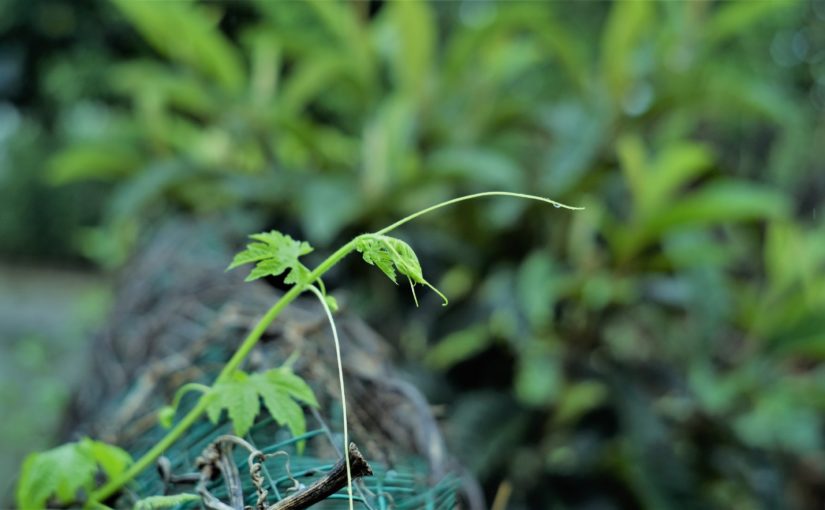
[206, 367, 319, 439]
[228, 231, 314, 285]
[356, 234, 448, 306]
[17, 438, 133, 510]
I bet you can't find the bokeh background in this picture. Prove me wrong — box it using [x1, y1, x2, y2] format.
[2, 0, 825, 508]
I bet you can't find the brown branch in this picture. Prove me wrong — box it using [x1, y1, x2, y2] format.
[170, 436, 372, 510]
[268, 443, 373, 510]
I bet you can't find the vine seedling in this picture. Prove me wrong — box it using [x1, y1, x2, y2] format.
[16, 191, 581, 510]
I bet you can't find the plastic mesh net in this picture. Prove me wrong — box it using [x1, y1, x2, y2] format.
[127, 389, 459, 509]
[120, 364, 459, 510]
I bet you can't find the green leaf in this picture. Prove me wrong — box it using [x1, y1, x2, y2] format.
[249, 231, 313, 258]
[251, 368, 318, 452]
[47, 142, 141, 184]
[228, 230, 314, 286]
[355, 234, 448, 305]
[554, 381, 608, 425]
[428, 147, 525, 190]
[245, 258, 291, 282]
[279, 55, 349, 116]
[617, 180, 791, 259]
[208, 372, 260, 437]
[84, 439, 133, 480]
[600, 0, 654, 104]
[227, 386, 260, 438]
[266, 368, 320, 408]
[206, 392, 222, 424]
[356, 235, 398, 283]
[111, 0, 243, 93]
[425, 324, 490, 370]
[135, 493, 201, 510]
[256, 380, 307, 439]
[206, 369, 318, 442]
[515, 341, 562, 407]
[707, 0, 799, 45]
[641, 142, 714, 216]
[297, 176, 362, 243]
[384, 0, 435, 99]
[284, 264, 311, 286]
[17, 441, 97, 509]
[304, 0, 375, 88]
[647, 181, 790, 233]
[618, 136, 715, 219]
[227, 242, 275, 269]
[516, 251, 559, 330]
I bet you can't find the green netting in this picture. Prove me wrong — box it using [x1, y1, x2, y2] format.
[128, 405, 459, 510]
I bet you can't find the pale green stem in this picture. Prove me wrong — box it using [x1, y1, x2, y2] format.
[375, 191, 582, 236]
[306, 285, 353, 510]
[170, 383, 210, 411]
[88, 191, 579, 504]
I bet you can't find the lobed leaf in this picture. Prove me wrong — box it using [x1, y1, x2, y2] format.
[207, 372, 259, 437]
[206, 368, 318, 442]
[284, 264, 311, 286]
[227, 242, 274, 270]
[228, 230, 314, 285]
[245, 258, 291, 282]
[265, 367, 320, 407]
[16, 439, 132, 510]
[256, 379, 307, 439]
[226, 383, 260, 438]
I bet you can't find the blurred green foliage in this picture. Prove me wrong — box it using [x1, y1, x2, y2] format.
[5, 0, 825, 508]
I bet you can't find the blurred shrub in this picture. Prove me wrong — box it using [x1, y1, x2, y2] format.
[0, 0, 108, 262]
[24, 0, 825, 508]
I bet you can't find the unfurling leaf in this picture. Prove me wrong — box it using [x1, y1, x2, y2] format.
[355, 234, 448, 305]
[228, 230, 314, 285]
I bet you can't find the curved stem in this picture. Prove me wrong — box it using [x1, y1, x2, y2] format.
[216, 239, 358, 384]
[306, 285, 353, 510]
[170, 383, 210, 411]
[375, 191, 582, 236]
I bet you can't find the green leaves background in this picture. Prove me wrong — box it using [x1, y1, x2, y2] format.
[4, 0, 825, 507]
